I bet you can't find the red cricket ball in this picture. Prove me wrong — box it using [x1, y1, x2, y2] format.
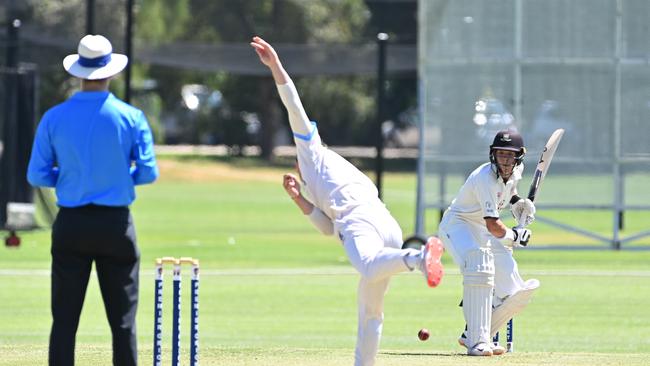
[5, 232, 20, 247]
[418, 328, 430, 341]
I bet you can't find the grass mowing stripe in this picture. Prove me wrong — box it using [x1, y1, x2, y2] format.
[2, 159, 649, 365]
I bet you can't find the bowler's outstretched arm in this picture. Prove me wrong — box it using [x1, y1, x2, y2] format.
[251, 36, 313, 138]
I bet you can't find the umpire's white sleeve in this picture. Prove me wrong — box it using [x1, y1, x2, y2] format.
[308, 207, 335, 236]
[276, 81, 313, 137]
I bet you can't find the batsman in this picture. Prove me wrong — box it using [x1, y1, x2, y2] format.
[439, 130, 540, 356]
[251, 36, 444, 366]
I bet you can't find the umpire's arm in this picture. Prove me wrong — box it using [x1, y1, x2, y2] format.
[27, 114, 59, 187]
[130, 111, 159, 185]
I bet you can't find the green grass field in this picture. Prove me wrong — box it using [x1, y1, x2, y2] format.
[1, 157, 649, 365]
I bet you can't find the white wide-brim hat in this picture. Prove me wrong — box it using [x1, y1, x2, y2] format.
[63, 34, 128, 80]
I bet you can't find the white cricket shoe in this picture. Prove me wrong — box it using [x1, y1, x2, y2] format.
[467, 342, 493, 356]
[459, 330, 504, 355]
[491, 344, 506, 355]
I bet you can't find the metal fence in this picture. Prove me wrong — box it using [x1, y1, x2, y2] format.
[416, 0, 650, 249]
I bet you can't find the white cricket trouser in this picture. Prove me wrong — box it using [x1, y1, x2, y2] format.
[337, 206, 410, 366]
[439, 214, 525, 301]
[439, 213, 526, 347]
[491, 239, 526, 300]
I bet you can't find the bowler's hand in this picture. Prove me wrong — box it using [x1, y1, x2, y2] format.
[283, 173, 301, 199]
[251, 36, 280, 68]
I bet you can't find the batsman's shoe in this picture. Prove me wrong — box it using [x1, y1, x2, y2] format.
[458, 330, 468, 348]
[491, 344, 506, 355]
[420, 236, 444, 287]
[467, 342, 493, 357]
[459, 331, 504, 354]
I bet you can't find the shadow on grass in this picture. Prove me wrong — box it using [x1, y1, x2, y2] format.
[381, 351, 462, 357]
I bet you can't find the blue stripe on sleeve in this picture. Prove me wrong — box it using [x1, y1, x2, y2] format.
[292, 121, 318, 141]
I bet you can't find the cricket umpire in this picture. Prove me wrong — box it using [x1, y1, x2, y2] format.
[27, 34, 158, 365]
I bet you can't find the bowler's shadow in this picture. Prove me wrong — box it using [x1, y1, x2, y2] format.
[381, 351, 463, 357]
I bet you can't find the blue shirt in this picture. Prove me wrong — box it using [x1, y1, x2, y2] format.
[27, 91, 159, 207]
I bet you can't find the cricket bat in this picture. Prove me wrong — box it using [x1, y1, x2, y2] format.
[527, 129, 565, 202]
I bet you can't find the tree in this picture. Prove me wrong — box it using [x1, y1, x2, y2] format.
[182, 0, 372, 158]
[8, 0, 417, 157]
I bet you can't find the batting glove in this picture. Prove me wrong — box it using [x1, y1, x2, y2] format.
[512, 227, 532, 247]
[511, 197, 536, 227]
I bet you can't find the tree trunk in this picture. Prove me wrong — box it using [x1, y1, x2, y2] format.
[258, 0, 286, 160]
[258, 80, 283, 160]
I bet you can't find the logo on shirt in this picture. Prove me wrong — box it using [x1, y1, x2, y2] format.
[485, 201, 495, 215]
[496, 191, 505, 210]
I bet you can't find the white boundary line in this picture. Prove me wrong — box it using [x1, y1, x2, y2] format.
[1, 268, 649, 277]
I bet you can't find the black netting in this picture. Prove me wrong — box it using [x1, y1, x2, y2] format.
[0, 65, 37, 227]
[418, 0, 650, 245]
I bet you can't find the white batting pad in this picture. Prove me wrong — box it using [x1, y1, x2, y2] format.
[462, 248, 495, 348]
[492, 243, 526, 299]
[490, 278, 540, 337]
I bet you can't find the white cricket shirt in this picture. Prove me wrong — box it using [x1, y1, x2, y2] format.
[446, 162, 523, 226]
[277, 82, 383, 223]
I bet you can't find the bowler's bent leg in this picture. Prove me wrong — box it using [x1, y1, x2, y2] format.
[343, 232, 412, 283]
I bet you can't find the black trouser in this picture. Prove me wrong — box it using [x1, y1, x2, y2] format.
[49, 205, 140, 366]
